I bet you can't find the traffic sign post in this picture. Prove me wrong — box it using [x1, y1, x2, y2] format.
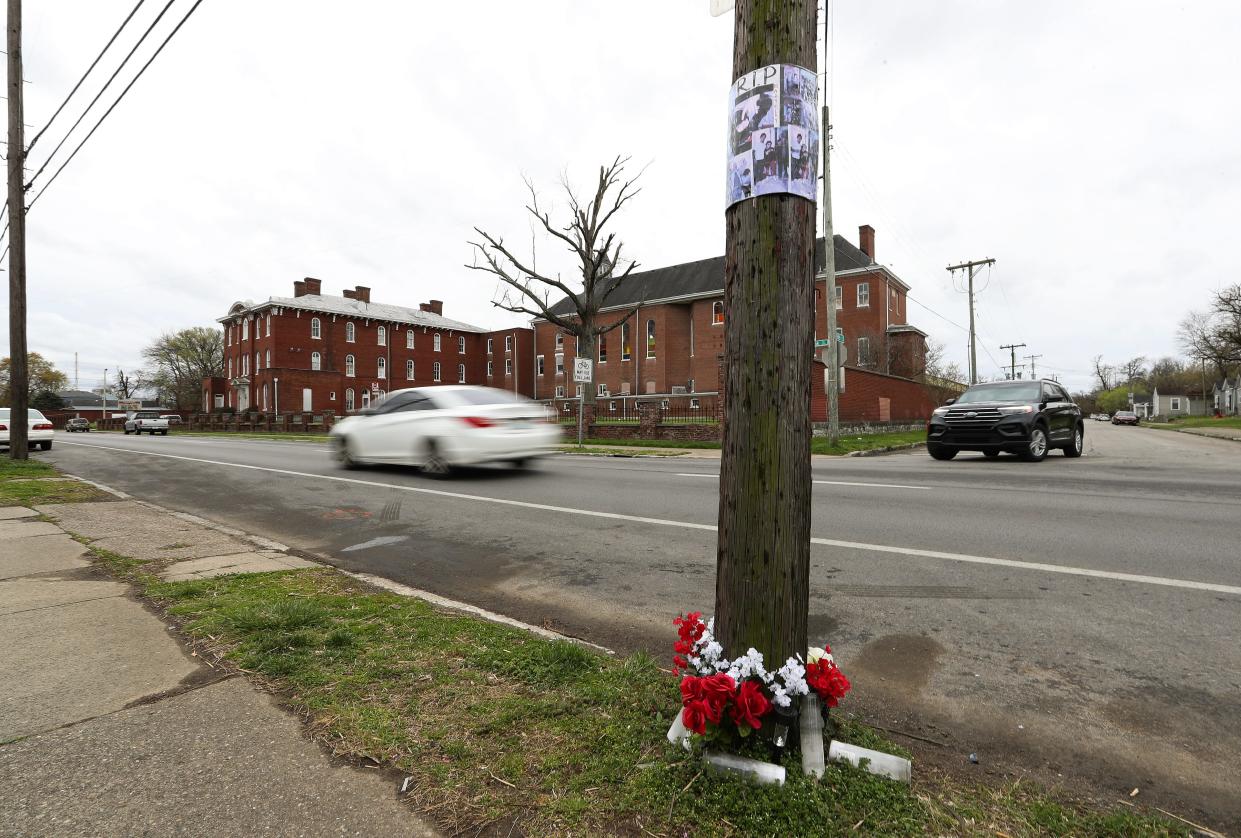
[573, 358, 593, 447]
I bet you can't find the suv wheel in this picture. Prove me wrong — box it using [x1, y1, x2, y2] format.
[1063, 425, 1084, 458]
[927, 443, 958, 461]
[1022, 425, 1049, 462]
[983, 450, 1001, 459]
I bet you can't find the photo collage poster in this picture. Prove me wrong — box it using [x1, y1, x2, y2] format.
[727, 63, 819, 208]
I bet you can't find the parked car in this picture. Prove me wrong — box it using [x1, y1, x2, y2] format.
[65, 417, 92, 432]
[124, 410, 169, 436]
[160, 414, 183, 425]
[329, 386, 560, 475]
[0, 408, 56, 450]
[1111, 411, 1140, 426]
[926, 379, 1084, 462]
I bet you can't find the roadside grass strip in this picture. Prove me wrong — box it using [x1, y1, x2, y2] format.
[568, 430, 926, 456]
[0, 460, 112, 506]
[145, 568, 1187, 837]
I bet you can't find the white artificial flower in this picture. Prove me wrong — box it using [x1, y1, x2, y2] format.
[807, 646, 826, 664]
[777, 657, 809, 696]
[771, 684, 791, 707]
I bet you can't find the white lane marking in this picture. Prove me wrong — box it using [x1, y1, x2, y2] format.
[342, 535, 409, 552]
[60, 439, 1241, 598]
[676, 473, 929, 491]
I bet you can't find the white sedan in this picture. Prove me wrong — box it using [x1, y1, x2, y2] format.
[0, 408, 56, 451]
[329, 386, 562, 475]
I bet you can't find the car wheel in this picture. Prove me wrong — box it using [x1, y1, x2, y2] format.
[1022, 425, 1049, 462]
[511, 457, 535, 470]
[42, 441, 52, 451]
[1063, 425, 1084, 458]
[422, 439, 451, 478]
[983, 450, 1000, 459]
[160, 430, 168, 436]
[927, 443, 958, 461]
[123, 428, 131, 435]
[335, 437, 360, 470]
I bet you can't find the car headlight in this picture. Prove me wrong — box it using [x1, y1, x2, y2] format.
[998, 405, 1034, 415]
[931, 406, 950, 416]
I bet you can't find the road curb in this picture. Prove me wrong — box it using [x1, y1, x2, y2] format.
[849, 442, 926, 457]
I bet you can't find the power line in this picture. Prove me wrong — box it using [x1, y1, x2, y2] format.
[27, 0, 206, 211]
[25, 0, 179, 190]
[26, 0, 148, 153]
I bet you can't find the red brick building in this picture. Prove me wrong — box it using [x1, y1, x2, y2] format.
[533, 226, 935, 422]
[208, 278, 534, 415]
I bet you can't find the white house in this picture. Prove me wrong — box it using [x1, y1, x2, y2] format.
[1150, 388, 1197, 419]
[1212, 378, 1240, 416]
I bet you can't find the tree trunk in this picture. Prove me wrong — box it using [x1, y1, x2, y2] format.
[715, 0, 816, 670]
[577, 327, 597, 407]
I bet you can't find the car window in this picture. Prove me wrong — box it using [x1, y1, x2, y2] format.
[955, 383, 1041, 404]
[370, 393, 418, 414]
[437, 388, 525, 407]
[1055, 386, 1072, 402]
[396, 396, 435, 412]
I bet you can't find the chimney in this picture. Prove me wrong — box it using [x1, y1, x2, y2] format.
[858, 225, 875, 264]
[303, 277, 322, 296]
[293, 280, 307, 297]
[428, 299, 443, 316]
[342, 289, 356, 300]
[354, 285, 371, 303]
[419, 303, 432, 313]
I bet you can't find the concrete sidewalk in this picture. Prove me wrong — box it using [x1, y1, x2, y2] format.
[0, 501, 436, 837]
[1177, 425, 1241, 442]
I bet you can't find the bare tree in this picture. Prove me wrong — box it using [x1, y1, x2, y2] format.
[1120, 356, 1147, 384]
[1179, 286, 1241, 376]
[467, 157, 644, 406]
[113, 368, 148, 400]
[142, 328, 224, 410]
[1091, 355, 1113, 391]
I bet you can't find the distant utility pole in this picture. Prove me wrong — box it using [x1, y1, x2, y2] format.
[1000, 343, 1026, 381]
[1024, 353, 1042, 380]
[820, 12, 838, 445]
[7, 0, 29, 461]
[947, 258, 995, 385]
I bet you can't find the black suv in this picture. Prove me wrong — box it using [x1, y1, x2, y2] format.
[926, 380, 1083, 461]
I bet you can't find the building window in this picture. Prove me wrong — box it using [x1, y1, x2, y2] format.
[555, 353, 564, 375]
[646, 319, 656, 358]
[621, 322, 631, 361]
[575, 384, 583, 397]
[228, 358, 232, 378]
[377, 357, 387, 378]
[689, 318, 695, 357]
[857, 282, 870, 308]
[345, 322, 355, 343]
[858, 336, 870, 366]
[255, 352, 260, 372]
[243, 354, 249, 376]
[311, 318, 321, 339]
[377, 326, 386, 346]
[345, 389, 355, 411]
[227, 326, 232, 346]
[311, 351, 321, 371]
[487, 338, 493, 354]
[406, 330, 415, 349]
[487, 360, 494, 377]
[598, 334, 608, 364]
[889, 287, 896, 312]
[597, 383, 608, 396]
[690, 397, 701, 409]
[555, 333, 564, 350]
[609, 401, 616, 412]
[505, 335, 513, 352]
[458, 336, 466, 354]
[537, 355, 545, 376]
[835, 285, 843, 310]
[242, 319, 249, 341]
[433, 361, 442, 382]
[433, 334, 441, 352]
[361, 391, 370, 409]
[555, 385, 565, 398]
[1171, 397, 1181, 411]
[265, 314, 271, 336]
[406, 359, 414, 380]
[345, 354, 355, 377]
[265, 349, 271, 368]
[712, 301, 724, 325]
[457, 363, 466, 383]
[688, 378, 695, 393]
[505, 358, 513, 376]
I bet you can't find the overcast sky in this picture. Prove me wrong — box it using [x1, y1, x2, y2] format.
[4, 1, 1240, 394]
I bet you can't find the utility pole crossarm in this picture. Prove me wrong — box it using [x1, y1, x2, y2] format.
[1000, 343, 1027, 380]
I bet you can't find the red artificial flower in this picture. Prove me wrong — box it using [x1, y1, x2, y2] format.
[680, 675, 703, 703]
[806, 660, 852, 707]
[699, 672, 736, 707]
[672, 611, 707, 674]
[682, 699, 710, 735]
[730, 679, 771, 730]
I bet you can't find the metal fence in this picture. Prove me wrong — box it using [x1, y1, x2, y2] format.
[659, 400, 719, 425]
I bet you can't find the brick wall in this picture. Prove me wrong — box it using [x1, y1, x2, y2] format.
[811, 361, 937, 424]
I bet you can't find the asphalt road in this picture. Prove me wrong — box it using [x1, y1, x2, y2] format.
[44, 422, 1241, 828]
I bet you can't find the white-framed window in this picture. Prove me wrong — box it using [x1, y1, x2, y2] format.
[265, 314, 271, 336]
[487, 338, 494, 354]
[575, 384, 583, 397]
[834, 285, 843, 310]
[857, 282, 870, 308]
[458, 336, 466, 354]
[255, 352, 260, 372]
[329, 391, 336, 401]
[227, 326, 232, 346]
[361, 391, 370, 409]
[621, 322, 631, 361]
[1171, 397, 1181, 411]
[433, 334, 441, 352]
[555, 353, 565, 375]
[310, 317, 321, 339]
[345, 322, 356, 343]
[433, 361, 442, 382]
[345, 388, 355, 411]
[858, 336, 870, 366]
[689, 318, 695, 357]
[243, 354, 249, 375]
[555, 333, 564, 350]
[406, 330, 415, 349]
[227, 358, 232, 378]
[598, 334, 608, 364]
[457, 363, 466, 383]
[505, 358, 512, 376]
[690, 397, 701, 409]
[377, 357, 387, 378]
[712, 301, 724, 325]
[555, 385, 565, 398]
[537, 355, 545, 376]
[505, 335, 513, 352]
[265, 349, 271, 368]
[406, 359, 414, 380]
[609, 401, 617, 412]
[242, 319, 249, 341]
[345, 354, 355, 377]
[377, 326, 386, 346]
[487, 360, 494, 377]
[597, 383, 608, 396]
[311, 351, 321, 371]
[646, 319, 656, 358]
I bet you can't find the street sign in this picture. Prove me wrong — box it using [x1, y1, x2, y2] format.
[814, 338, 831, 347]
[573, 357, 593, 383]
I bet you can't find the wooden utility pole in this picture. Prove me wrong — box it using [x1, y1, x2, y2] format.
[821, 54, 839, 444]
[947, 258, 994, 384]
[1000, 342, 1026, 380]
[716, 0, 817, 670]
[1025, 353, 1042, 380]
[7, 0, 29, 461]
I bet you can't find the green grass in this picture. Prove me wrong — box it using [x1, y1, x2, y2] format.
[559, 445, 688, 457]
[1146, 416, 1241, 430]
[141, 569, 1189, 838]
[0, 460, 111, 506]
[812, 429, 926, 455]
[0, 458, 56, 479]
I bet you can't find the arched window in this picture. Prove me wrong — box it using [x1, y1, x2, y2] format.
[646, 319, 656, 358]
[377, 357, 387, 378]
[433, 334, 442, 352]
[255, 352, 261, 372]
[597, 334, 607, 363]
[433, 361, 442, 382]
[345, 322, 355, 343]
[458, 336, 466, 354]
[345, 354, 355, 377]
[228, 358, 232, 378]
[406, 359, 414, 379]
[406, 330, 415, 349]
[265, 349, 271, 368]
[265, 314, 271, 336]
[361, 391, 370, 409]
[345, 388, 355, 411]
[262, 384, 269, 410]
[457, 363, 466, 383]
[377, 326, 386, 346]
[242, 319, 249, 340]
[243, 354, 249, 375]
[712, 301, 724, 325]
[311, 318, 321, 339]
[311, 351, 321, 371]
[621, 322, 631, 361]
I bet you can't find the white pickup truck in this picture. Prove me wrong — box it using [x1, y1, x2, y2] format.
[124, 410, 169, 436]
